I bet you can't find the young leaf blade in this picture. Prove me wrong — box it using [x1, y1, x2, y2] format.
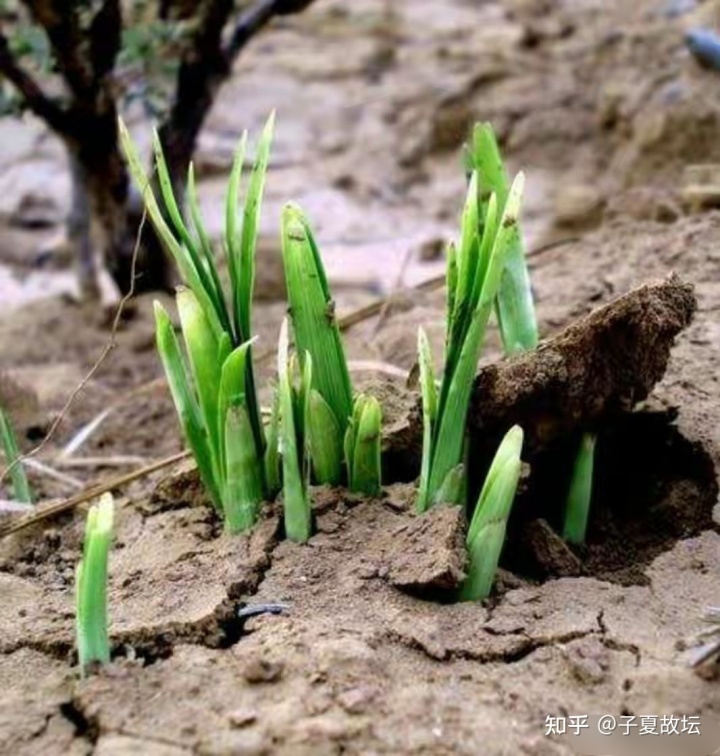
[119, 118, 223, 337]
[416, 327, 437, 513]
[349, 395, 382, 497]
[154, 302, 221, 509]
[563, 433, 597, 545]
[471, 123, 538, 354]
[225, 129, 248, 330]
[237, 111, 275, 343]
[281, 204, 353, 434]
[223, 404, 264, 534]
[264, 385, 281, 498]
[176, 288, 222, 462]
[306, 389, 343, 486]
[0, 406, 32, 504]
[76, 493, 114, 675]
[278, 319, 311, 542]
[461, 425, 523, 601]
[217, 339, 255, 487]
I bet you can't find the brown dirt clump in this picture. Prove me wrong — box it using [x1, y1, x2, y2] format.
[385, 504, 468, 596]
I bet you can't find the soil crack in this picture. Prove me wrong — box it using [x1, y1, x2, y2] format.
[59, 698, 98, 746]
[596, 610, 642, 666]
[386, 625, 599, 665]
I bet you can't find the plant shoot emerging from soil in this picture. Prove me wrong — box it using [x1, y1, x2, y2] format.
[281, 203, 355, 485]
[277, 318, 312, 542]
[0, 404, 32, 504]
[563, 432, 597, 545]
[121, 116, 276, 532]
[469, 123, 598, 548]
[417, 160, 525, 512]
[345, 394, 383, 497]
[75, 493, 114, 676]
[461, 425, 524, 601]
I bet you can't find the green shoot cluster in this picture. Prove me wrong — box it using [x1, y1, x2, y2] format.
[120, 111, 596, 603]
[417, 151, 525, 513]
[120, 115, 274, 533]
[469, 123, 597, 547]
[121, 116, 382, 543]
[76, 493, 114, 676]
[280, 204, 381, 499]
[0, 404, 32, 504]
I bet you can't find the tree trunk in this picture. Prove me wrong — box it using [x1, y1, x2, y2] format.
[64, 113, 172, 297]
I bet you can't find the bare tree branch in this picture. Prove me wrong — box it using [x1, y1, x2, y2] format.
[159, 0, 318, 185]
[21, 0, 94, 98]
[0, 26, 71, 133]
[157, 0, 234, 183]
[89, 0, 122, 80]
[225, 0, 278, 62]
[225, 0, 316, 62]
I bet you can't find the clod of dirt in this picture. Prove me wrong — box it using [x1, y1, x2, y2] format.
[521, 519, 582, 578]
[227, 707, 258, 728]
[242, 657, 284, 684]
[385, 505, 467, 596]
[146, 458, 208, 515]
[467, 274, 696, 454]
[563, 636, 610, 686]
[388, 274, 696, 480]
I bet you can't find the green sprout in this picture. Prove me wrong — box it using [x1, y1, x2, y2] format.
[76, 493, 114, 676]
[563, 433, 597, 545]
[120, 114, 275, 531]
[469, 123, 598, 545]
[277, 319, 312, 543]
[280, 203, 354, 486]
[264, 386, 282, 499]
[0, 404, 32, 504]
[345, 394, 382, 497]
[461, 426, 524, 601]
[417, 166, 525, 512]
[467, 122, 538, 355]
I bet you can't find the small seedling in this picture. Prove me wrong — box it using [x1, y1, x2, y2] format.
[76, 493, 114, 676]
[0, 405, 32, 504]
[277, 319, 312, 542]
[469, 124, 598, 544]
[120, 115, 275, 531]
[280, 203, 354, 485]
[461, 425, 524, 601]
[562, 433, 597, 545]
[345, 394, 382, 497]
[417, 164, 525, 512]
[155, 296, 263, 533]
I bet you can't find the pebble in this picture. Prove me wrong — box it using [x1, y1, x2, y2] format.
[228, 708, 258, 728]
[242, 658, 284, 684]
[337, 686, 376, 715]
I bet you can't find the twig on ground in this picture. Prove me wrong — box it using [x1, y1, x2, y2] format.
[0, 450, 190, 538]
[22, 458, 85, 490]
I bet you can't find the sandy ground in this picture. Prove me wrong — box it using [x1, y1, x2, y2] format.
[0, 0, 719, 753]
